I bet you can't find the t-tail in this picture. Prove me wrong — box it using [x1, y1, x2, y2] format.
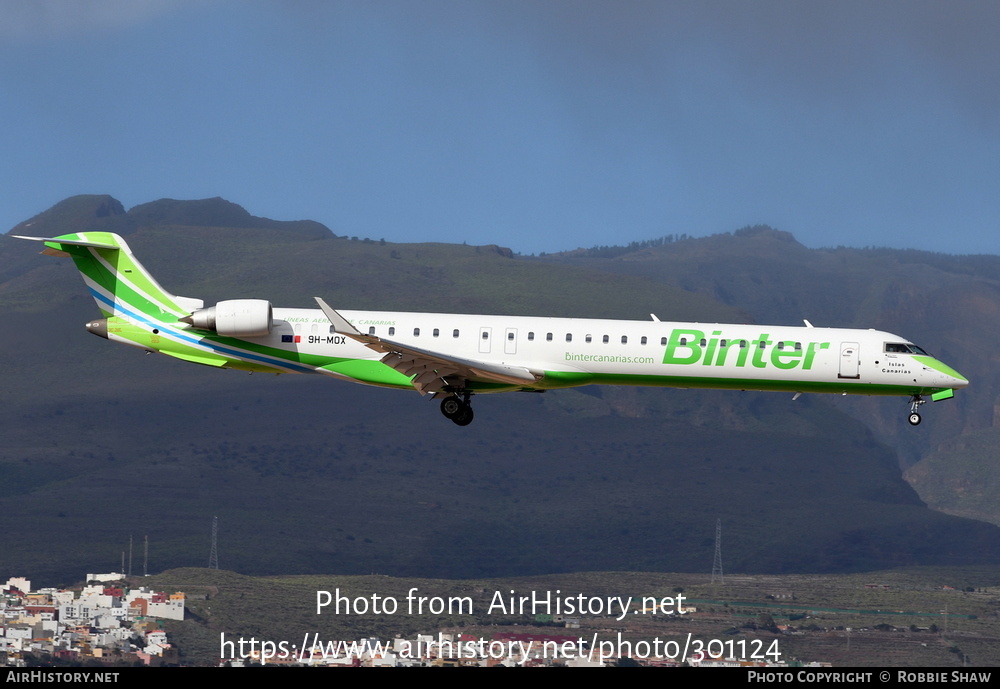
[17, 231, 301, 372]
[14, 232, 204, 320]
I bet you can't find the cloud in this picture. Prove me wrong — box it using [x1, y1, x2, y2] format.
[506, 1, 1000, 132]
[0, 0, 188, 42]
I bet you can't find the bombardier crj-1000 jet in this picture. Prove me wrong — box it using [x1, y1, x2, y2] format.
[17, 232, 968, 426]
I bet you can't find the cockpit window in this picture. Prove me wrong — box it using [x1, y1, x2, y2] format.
[885, 342, 929, 355]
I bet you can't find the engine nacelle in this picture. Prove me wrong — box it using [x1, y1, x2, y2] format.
[181, 299, 273, 337]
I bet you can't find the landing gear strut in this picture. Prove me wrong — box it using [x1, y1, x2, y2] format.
[908, 395, 925, 426]
[440, 393, 474, 426]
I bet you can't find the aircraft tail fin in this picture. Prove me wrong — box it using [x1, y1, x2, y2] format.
[14, 232, 203, 319]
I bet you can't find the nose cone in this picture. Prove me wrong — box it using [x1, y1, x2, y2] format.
[914, 355, 968, 388]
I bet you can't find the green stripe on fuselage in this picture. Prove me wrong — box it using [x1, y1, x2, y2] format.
[538, 370, 938, 396]
[913, 355, 967, 382]
[108, 318, 356, 373]
[319, 359, 415, 388]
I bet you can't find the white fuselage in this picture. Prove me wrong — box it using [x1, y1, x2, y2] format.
[262, 308, 962, 396]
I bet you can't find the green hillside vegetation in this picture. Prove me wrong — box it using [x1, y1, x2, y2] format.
[905, 428, 1000, 526]
[544, 226, 1000, 517]
[2, 196, 999, 587]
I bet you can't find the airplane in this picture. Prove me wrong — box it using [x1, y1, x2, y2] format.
[15, 231, 968, 427]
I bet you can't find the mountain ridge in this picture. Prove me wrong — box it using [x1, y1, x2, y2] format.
[3, 195, 997, 585]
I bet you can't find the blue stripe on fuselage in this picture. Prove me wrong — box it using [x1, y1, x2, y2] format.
[90, 288, 318, 374]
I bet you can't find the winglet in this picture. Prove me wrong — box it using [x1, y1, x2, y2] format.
[314, 297, 362, 337]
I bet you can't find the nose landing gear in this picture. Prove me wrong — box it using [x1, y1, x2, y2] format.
[440, 393, 474, 426]
[908, 395, 925, 426]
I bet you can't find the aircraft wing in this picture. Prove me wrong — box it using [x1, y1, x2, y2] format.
[315, 298, 541, 394]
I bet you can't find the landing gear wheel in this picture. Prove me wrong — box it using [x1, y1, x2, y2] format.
[440, 396, 462, 419]
[452, 406, 474, 426]
[907, 395, 925, 427]
[440, 392, 475, 425]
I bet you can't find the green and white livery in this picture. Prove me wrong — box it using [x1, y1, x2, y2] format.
[17, 232, 968, 426]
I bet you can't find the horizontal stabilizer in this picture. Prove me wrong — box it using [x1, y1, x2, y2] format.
[14, 234, 120, 258]
[13, 235, 120, 250]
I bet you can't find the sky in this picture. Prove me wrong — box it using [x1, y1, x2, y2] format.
[2, 1, 998, 256]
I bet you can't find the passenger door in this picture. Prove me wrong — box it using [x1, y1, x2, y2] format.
[838, 342, 860, 379]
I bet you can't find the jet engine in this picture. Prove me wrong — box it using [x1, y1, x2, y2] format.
[180, 299, 273, 337]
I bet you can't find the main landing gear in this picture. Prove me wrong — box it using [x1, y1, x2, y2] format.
[440, 393, 474, 426]
[908, 395, 925, 426]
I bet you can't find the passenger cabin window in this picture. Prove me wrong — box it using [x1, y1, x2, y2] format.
[508, 332, 514, 341]
[528, 332, 535, 341]
[621, 335, 628, 344]
[368, 326, 375, 335]
[680, 337, 687, 345]
[641, 336, 647, 345]
[413, 328, 420, 337]
[433, 328, 439, 337]
[482, 331, 489, 340]
[388, 327, 395, 336]
[720, 339, 727, 348]
[795, 342, 802, 351]
[585, 334, 592, 343]
[566, 333, 572, 342]
[546, 333, 553, 341]
[603, 335, 609, 344]
[660, 337, 667, 345]
[453, 329, 460, 338]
